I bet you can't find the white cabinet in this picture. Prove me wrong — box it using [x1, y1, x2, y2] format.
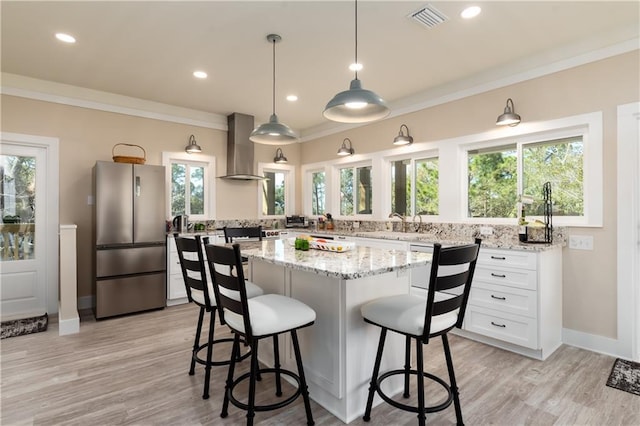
[166, 235, 188, 305]
[459, 246, 562, 360]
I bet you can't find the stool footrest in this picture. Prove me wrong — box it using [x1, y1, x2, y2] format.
[228, 368, 303, 412]
[194, 337, 251, 367]
[376, 369, 453, 414]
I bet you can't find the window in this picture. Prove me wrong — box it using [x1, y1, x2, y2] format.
[162, 152, 215, 220]
[258, 163, 294, 217]
[522, 137, 583, 217]
[339, 164, 372, 216]
[262, 171, 286, 216]
[391, 157, 439, 216]
[466, 136, 585, 219]
[467, 145, 517, 218]
[171, 162, 204, 216]
[311, 170, 326, 215]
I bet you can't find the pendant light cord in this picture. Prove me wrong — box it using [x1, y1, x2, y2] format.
[272, 37, 276, 115]
[354, 0, 358, 80]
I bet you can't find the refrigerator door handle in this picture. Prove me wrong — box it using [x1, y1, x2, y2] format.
[135, 175, 141, 197]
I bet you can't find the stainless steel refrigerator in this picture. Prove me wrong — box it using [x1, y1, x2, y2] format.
[93, 161, 166, 319]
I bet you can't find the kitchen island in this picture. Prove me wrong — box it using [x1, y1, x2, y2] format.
[240, 239, 432, 424]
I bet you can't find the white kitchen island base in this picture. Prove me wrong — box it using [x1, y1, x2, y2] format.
[249, 259, 412, 424]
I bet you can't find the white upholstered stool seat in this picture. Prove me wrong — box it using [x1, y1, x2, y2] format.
[224, 293, 316, 337]
[361, 292, 459, 337]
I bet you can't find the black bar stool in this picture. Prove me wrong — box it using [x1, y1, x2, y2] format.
[174, 235, 264, 399]
[204, 242, 316, 426]
[361, 238, 482, 425]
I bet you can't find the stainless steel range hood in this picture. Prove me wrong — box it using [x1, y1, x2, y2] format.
[220, 112, 264, 180]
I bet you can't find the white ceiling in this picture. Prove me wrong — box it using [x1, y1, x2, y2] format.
[2, 1, 639, 138]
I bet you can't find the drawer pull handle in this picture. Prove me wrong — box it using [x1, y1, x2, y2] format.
[491, 255, 506, 260]
[491, 321, 506, 328]
[491, 294, 506, 300]
[491, 273, 506, 278]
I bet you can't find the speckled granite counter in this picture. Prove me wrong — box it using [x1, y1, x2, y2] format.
[239, 238, 432, 280]
[285, 229, 563, 252]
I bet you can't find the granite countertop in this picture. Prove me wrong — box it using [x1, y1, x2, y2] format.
[289, 229, 563, 252]
[238, 239, 432, 280]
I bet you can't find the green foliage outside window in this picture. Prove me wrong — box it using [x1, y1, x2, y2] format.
[391, 158, 438, 216]
[468, 146, 518, 218]
[0, 155, 36, 223]
[171, 162, 204, 217]
[311, 171, 325, 215]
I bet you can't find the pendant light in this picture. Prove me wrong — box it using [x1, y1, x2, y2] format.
[250, 34, 298, 145]
[323, 0, 390, 123]
[185, 134, 202, 153]
[496, 98, 521, 126]
[273, 148, 288, 164]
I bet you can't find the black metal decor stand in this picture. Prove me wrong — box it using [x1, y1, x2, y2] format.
[525, 181, 553, 244]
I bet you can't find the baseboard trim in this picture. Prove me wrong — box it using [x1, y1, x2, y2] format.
[562, 328, 622, 359]
[78, 295, 94, 311]
[58, 314, 80, 336]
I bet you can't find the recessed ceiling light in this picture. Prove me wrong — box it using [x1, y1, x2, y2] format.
[460, 6, 481, 19]
[193, 71, 207, 79]
[349, 63, 363, 72]
[55, 33, 76, 43]
[286, 95, 298, 102]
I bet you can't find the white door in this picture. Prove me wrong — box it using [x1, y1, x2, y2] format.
[0, 133, 59, 320]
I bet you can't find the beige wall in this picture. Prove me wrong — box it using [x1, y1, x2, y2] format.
[1, 50, 638, 340]
[0, 98, 278, 299]
[300, 50, 640, 339]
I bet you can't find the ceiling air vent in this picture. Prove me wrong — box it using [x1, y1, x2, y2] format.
[409, 4, 448, 28]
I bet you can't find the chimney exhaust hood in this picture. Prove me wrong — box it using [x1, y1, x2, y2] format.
[221, 113, 265, 180]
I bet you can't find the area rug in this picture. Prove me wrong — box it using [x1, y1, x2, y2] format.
[606, 358, 640, 396]
[0, 313, 48, 339]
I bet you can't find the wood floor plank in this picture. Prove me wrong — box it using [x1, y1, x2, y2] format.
[1, 304, 638, 425]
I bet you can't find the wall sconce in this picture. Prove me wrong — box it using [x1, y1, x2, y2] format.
[393, 124, 413, 146]
[274, 148, 288, 163]
[496, 98, 521, 126]
[185, 134, 202, 153]
[337, 138, 355, 156]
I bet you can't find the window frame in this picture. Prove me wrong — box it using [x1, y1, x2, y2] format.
[162, 152, 216, 220]
[257, 162, 295, 219]
[333, 159, 374, 219]
[460, 112, 602, 226]
[385, 149, 440, 219]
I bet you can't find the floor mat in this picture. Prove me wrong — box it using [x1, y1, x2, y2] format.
[606, 358, 640, 396]
[1, 313, 48, 339]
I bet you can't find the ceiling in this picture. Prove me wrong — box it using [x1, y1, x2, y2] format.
[2, 1, 639, 138]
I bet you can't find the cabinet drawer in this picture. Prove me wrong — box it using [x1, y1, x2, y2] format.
[478, 249, 537, 270]
[469, 283, 537, 318]
[465, 306, 538, 349]
[473, 266, 537, 291]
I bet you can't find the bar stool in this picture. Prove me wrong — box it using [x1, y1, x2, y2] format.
[204, 242, 316, 426]
[361, 238, 481, 426]
[174, 235, 264, 399]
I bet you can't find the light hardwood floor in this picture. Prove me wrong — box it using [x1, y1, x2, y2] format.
[1, 304, 638, 425]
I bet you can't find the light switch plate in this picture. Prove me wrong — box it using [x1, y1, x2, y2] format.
[569, 235, 593, 250]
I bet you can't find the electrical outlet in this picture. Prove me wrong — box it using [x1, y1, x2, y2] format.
[569, 235, 594, 250]
[480, 226, 493, 236]
[87, 195, 94, 205]
[352, 221, 359, 229]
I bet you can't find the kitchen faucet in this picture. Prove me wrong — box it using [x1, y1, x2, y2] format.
[388, 212, 408, 233]
[412, 214, 422, 232]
